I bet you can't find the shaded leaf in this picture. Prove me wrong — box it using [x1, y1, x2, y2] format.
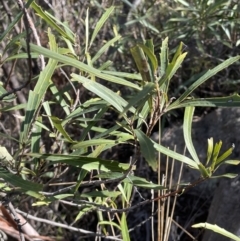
[134, 129, 157, 171]
[183, 106, 200, 163]
[192, 223, 240, 241]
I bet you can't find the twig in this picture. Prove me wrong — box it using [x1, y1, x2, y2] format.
[15, 209, 123, 241]
[7, 202, 25, 241]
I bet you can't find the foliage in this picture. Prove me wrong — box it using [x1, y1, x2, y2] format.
[0, 1, 239, 240]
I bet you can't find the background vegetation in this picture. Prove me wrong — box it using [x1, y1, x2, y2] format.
[0, 0, 239, 241]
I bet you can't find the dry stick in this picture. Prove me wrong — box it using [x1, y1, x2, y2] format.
[56, 176, 207, 215]
[15, 209, 123, 241]
[157, 116, 161, 241]
[164, 145, 177, 241]
[166, 159, 184, 239]
[7, 202, 25, 241]
[171, 219, 196, 240]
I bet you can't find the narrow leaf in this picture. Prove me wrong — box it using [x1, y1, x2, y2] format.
[120, 82, 155, 117]
[192, 223, 240, 241]
[153, 141, 198, 169]
[183, 106, 200, 164]
[134, 129, 157, 171]
[206, 138, 214, 165]
[170, 55, 240, 108]
[90, 6, 115, 47]
[50, 116, 75, 143]
[121, 213, 130, 241]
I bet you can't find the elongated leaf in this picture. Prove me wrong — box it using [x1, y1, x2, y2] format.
[124, 176, 166, 190]
[27, 153, 134, 172]
[131, 45, 152, 83]
[138, 43, 158, 73]
[134, 129, 157, 171]
[33, 29, 58, 105]
[80, 123, 134, 141]
[169, 55, 240, 109]
[50, 116, 75, 143]
[20, 91, 39, 143]
[92, 35, 121, 63]
[192, 223, 240, 241]
[183, 106, 200, 164]
[49, 81, 70, 115]
[137, 101, 150, 129]
[167, 94, 240, 110]
[216, 145, 234, 166]
[220, 160, 240, 165]
[153, 141, 198, 169]
[23, 41, 141, 90]
[210, 173, 238, 178]
[71, 139, 122, 149]
[79, 106, 109, 141]
[198, 162, 211, 178]
[0, 168, 44, 199]
[31, 2, 74, 42]
[90, 6, 115, 47]
[96, 172, 166, 190]
[0, 12, 22, 42]
[4, 53, 39, 62]
[211, 141, 222, 169]
[120, 82, 155, 117]
[0, 146, 43, 199]
[81, 190, 121, 198]
[206, 138, 214, 165]
[121, 213, 130, 241]
[100, 71, 142, 80]
[0, 85, 16, 102]
[98, 221, 121, 230]
[71, 74, 136, 114]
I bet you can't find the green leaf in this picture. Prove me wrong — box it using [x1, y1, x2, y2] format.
[0, 146, 43, 199]
[49, 116, 75, 143]
[211, 141, 222, 169]
[89, 6, 115, 47]
[210, 173, 238, 179]
[31, 2, 74, 42]
[206, 138, 214, 165]
[71, 74, 136, 114]
[23, 42, 141, 90]
[0, 85, 16, 102]
[183, 106, 200, 164]
[134, 129, 157, 171]
[121, 213, 130, 241]
[20, 91, 39, 144]
[220, 160, 240, 165]
[131, 45, 152, 83]
[153, 141, 198, 169]
[167, 94, 240, 110]
[91, 35, 121, 64]
[169, 55, 240, 109]
[71, 139, 122, 149]
[81, 190, 121, 198]
[98, 221, 121, 231]
[4, 53, 39, 62]
[198, 162, 211, 178]
[216, 145, 234, 166]
[120, 82, 155, 117]
[138, 42, 158, 73]
[124, 175, 166, 190]
[27, 153, 134, 172]
[49, 81, 70, 115]
[192, 223, 240, 241]
[0, 12, 23, 42]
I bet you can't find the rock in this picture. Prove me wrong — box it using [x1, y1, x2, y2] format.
[155, 107, 240, 240]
